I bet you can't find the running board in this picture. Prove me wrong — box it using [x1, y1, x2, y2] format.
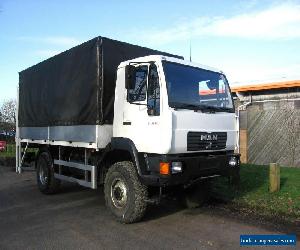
[53, 159, 97, 189]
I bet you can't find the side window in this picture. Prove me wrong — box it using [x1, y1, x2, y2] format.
[127, 65, 148, 102]
[147, 64, 160, 116]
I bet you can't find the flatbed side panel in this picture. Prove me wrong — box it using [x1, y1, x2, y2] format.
[18, 125, 113, 149]
[19, 125, 96, 143]
[49, 125, 96, 142]
[19, 127, 48, 140]
[19, 139, 97, 149]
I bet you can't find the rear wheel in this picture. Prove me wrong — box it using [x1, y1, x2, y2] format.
[36, 151, 60, 194]
[104, 161, 148, 223]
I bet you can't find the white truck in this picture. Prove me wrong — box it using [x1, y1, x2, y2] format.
[16, 36, 240, 223]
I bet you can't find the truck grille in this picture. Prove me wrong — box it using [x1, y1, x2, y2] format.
[187, 132, 227, 151]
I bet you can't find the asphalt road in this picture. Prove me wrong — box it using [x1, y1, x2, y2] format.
[0, 166, 298, 250]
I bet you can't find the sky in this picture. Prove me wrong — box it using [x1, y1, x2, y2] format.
[1, 0, 300, 102]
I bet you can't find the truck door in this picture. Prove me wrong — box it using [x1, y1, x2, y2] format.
[123, 63, 163, 153]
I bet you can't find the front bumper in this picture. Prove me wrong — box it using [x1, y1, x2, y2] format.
[140, 151, 240, 186]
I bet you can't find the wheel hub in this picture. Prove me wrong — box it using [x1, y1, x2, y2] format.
[111, 178, 128, 209]
[39, 161, 49, 185]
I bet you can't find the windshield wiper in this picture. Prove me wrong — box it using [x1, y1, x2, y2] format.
[171, 103, 215, 113]
[208, 106, 234, 112]
[171, 102, 233, 113]
[172, 103, 203, 111]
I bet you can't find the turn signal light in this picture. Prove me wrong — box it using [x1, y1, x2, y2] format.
[159, 162, 170, 175]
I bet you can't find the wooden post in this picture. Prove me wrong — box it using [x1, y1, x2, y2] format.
[269, 163, 280, 193]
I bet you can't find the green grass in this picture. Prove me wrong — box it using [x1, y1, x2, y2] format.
[0, 144, 38, 160]
[0, 144, 16, 157]
[211, 164, 300, 223]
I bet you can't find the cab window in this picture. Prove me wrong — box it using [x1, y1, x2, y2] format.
[147, 64, 160, 116]
[127, 65, 148, 102]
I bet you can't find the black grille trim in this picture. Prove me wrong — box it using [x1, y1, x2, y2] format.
[187, 132, 227, 151]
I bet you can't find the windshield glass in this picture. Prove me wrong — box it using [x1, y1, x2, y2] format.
[162, 61, 234, 112]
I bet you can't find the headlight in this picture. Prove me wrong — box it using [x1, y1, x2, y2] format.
[171, 162, 183, 173]
[229, 156, 238, 167]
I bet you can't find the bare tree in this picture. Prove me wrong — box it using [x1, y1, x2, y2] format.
[0, 99, 16, 142]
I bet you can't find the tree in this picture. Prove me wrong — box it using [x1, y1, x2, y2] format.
[0, 99, 16, 142]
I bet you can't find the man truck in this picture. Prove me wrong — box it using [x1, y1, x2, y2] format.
[16, 36, 240, 223]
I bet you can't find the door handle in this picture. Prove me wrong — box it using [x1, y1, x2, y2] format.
[123, 121, 131, 125]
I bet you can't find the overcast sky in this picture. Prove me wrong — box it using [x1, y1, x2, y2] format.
[1, 0, 300, 102]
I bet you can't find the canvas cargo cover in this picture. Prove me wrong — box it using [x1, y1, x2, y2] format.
[19, 37, 183, 127]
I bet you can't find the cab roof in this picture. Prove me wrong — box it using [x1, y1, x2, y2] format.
[119, 55, 222, 74]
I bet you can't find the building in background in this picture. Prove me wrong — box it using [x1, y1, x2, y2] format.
[232, 80, 300, 167]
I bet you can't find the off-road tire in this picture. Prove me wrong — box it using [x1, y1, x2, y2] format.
[36, 151, 61, 194]
[104, 161, 148, 223]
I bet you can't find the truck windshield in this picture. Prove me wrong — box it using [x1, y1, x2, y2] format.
[162, 61, 234, 112]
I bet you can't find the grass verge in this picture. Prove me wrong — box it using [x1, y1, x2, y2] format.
[0, 144, 16, 157]
[211, 164, 300, 225]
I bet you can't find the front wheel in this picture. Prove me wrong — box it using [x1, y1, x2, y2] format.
[104, 161, 148, 223]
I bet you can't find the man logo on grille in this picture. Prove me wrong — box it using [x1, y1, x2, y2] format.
[200, 134, 218, 141]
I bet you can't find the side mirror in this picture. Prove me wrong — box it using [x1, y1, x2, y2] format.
[125, 65, 136, 89]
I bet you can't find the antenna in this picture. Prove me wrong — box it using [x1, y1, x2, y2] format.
[189, 39, 192, 62]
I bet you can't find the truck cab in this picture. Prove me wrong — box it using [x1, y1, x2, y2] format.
[112, 55, 239, 186]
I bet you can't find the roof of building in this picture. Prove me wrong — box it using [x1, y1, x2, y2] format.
[231, 80, 300, 93]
